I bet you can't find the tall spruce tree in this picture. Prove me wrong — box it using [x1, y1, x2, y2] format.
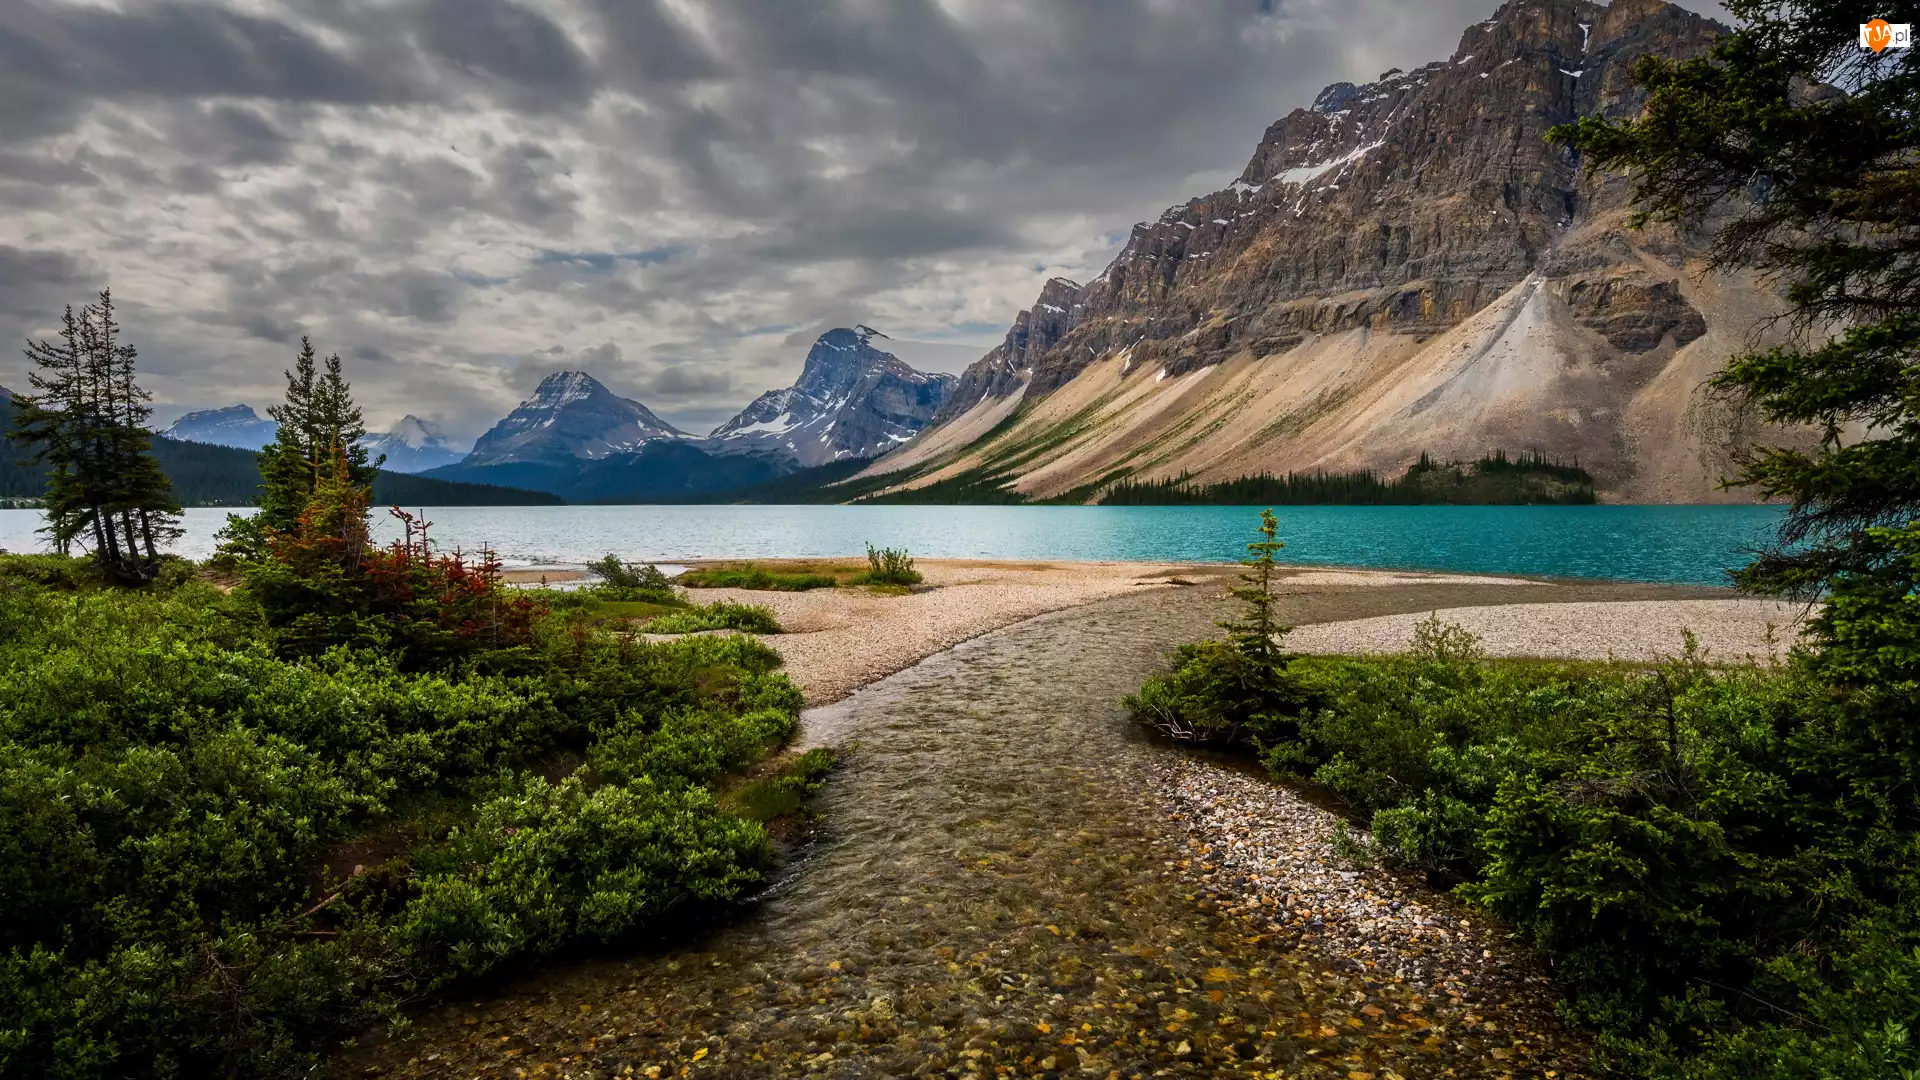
[8, 291, 181, 579]
[1551, 0, 1917, 587]
[1552, 2, 1920, 735]
[221, 338, 381, 558]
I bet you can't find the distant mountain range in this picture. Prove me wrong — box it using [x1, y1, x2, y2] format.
[425, 328, 954, 501]
[161, 408, 470, 475]
[0, 394, 559, 509]
[126, 327, 955, 504]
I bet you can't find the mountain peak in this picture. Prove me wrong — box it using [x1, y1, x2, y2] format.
[894, 0, 1742, 503]
[529, 370, 613, 407]
[360, 414, 465, 474]
[161, 404, 278, 450]
[463, 370, 685, 467]
[709, 327, 956, 465]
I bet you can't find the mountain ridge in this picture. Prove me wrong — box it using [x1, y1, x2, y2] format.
[161, 404, 278, 450]
[362, 415, 467, 474]
[463, 371, 688, 468]
[862, 0, 1808, 504]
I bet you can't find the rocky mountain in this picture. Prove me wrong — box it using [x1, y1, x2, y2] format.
[865, 0, 1812, 504]
[710, 327, 957, 467]
[160, 404, 278, 450]
[460, 371, 687, 467]
[360, 415, 466, 474]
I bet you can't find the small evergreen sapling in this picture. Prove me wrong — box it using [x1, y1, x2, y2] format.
[1222, 507, 1292, 664]
[1124, 508, 1312, 745]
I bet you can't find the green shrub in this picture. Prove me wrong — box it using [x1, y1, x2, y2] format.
[645, 601, 783, 635]
[852, 543, 921, 587]
[585, 554, 678, 603]
[1126, 512, 1920, 1076]
[0, 556, 811, 1079]
[1135, 629, 1920, 1075]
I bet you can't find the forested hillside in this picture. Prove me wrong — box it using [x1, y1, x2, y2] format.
[2, 397, 561, 507]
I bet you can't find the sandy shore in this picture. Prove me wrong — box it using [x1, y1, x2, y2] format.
[1287, 597, 1813, 664]
[681, 559, 1200, 704]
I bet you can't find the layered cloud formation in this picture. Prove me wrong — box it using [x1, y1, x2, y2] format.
[0, 0, 1721, 437]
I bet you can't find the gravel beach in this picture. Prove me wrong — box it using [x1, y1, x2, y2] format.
[679, 560, 1724, 704]
[1287, 597, 1812, 663]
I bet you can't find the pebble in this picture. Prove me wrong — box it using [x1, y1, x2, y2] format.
[1150, 755, 1590, 1070]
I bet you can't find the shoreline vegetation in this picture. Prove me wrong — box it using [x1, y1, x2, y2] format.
[0, 322, 831, 1077]
[1124, 498, 1918, 1077]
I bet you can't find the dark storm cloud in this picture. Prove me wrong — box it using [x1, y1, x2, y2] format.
[642, 365, 732, 400]
[0, 0, 1730, 441]
[0, 1, 419, 115]
[587, 0, 720, 85]
[418, 0, 596, 109]
[0, 245, 91, 316]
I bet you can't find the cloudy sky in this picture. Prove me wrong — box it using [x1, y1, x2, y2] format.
[0, 0, 1726, 441]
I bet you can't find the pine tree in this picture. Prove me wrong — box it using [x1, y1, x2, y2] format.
[221, 339, 380, 559]
[1550, 0, 1918, 595]
[10, 306, 93, 556]
[7, 291, 180, 579]
[1550, 0, 1920, 743]
[1222, 507, 1292, 663]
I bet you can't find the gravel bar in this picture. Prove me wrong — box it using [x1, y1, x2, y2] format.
[1287, 598, 1812, 664]
[1154, 755, 1595, 1077]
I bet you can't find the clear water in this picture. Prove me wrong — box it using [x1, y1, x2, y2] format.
[345, 586, 1591, 1079]
[0, 503, 1784, 585]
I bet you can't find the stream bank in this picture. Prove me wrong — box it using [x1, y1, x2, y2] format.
[343, 575, 1722, 1080]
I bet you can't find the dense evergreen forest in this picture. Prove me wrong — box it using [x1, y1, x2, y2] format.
[1099, 452, 1597, 505]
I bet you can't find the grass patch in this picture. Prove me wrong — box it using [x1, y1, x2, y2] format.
[722, 747, 837, 823]
[678, 562, 853, 590]
[646, 601, 784, 634]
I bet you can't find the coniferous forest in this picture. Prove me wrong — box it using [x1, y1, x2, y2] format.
[1098, 452, 1598, 506]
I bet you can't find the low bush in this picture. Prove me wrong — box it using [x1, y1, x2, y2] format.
[1127, 512, 1920, 1077]
[645, 601, 783, 635]
[586, 553, 680, 603]
[0, 537, 809, 1076]
[851, 543, 920, 587]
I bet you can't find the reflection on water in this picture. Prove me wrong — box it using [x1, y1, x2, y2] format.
[347, 586, 1588, 1079]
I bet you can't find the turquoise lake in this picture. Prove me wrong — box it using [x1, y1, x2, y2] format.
[0, 504, 1785, 585]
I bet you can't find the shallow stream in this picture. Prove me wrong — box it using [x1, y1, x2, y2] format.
[349, 584, 1591, 1079]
